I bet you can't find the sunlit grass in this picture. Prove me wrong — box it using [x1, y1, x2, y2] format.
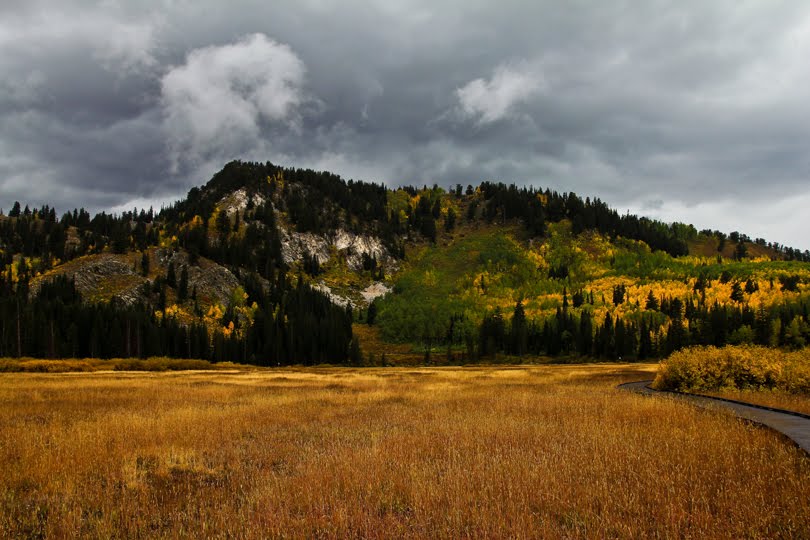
[1, 364, 808, 538]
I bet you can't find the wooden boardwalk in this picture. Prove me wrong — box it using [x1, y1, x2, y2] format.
[619, 380, 810, 455]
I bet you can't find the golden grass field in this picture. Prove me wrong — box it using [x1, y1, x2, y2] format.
[1, 364, 809, 539]
[702, 389, 810, 417]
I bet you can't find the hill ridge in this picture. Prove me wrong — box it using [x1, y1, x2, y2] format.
[0, 159, 808, 365]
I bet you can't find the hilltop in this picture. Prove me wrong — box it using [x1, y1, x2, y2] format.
[1, 160, 808, 364]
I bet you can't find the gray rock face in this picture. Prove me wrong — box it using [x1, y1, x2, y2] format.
[30, 253, 147, 305]
[280, 227, 392, 271]
[159, 249, 241, 307]
[361, 282, 391, 303]
[313, 282, 353, 309]
[219, 188, 266, 217]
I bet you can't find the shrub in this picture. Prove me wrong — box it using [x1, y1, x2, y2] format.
[0, 357, 219, 373]
[0, 359, 96, 373]
[653, 345, 810, 394]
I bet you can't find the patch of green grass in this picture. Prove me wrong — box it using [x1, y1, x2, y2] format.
[377, 227, 541, 342]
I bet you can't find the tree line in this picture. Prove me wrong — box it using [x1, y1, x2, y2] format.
[471, 290, 810, 362]
[0, 271, 356, 365]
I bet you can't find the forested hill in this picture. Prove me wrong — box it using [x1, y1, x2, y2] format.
[0, 159, 809, 365]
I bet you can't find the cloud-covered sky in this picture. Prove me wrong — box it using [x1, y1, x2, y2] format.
[2, 0, 810, 249]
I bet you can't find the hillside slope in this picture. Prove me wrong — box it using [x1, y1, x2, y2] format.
[1, 160, 808, 364]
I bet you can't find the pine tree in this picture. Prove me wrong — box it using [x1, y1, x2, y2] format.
[572, 289, 584, 308]
[730, 281, 745, 303]
[444, 207, 456, 232]
[141, 251, 150, 277]
[612, 284, 626, 306]
[645, 290, 659, 311]
[578, 311, 593, 355]
[167, 262, 176, 288]
[367, 300, 377, 325]
[638, 318, 653, 359]
[510, 301, 528, 356]
[178, 265, 189, 301]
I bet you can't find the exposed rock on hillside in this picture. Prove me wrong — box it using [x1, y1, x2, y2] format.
[314, 282, 353, 309]
[280, 227, 392, 271]
[219, 188, 266, 217]
[31, 253, 146, 305]
[361, 282, 391, 303]
[158, 249, 242, 307]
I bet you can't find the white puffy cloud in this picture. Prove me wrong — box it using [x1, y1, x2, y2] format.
[456, 63, 544, 124]
[161, 33, 308, 173]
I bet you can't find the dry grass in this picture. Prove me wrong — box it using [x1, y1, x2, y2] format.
[703, 389, 810, 416]
[1, 364, 808, 538]
[0, 357, 238, 373]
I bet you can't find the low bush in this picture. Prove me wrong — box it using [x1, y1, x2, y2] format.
[653, 345, 810, 394]
[0, 359, 96, 373]
[112, 358, 214, 371]
[0, 357, 220, 373]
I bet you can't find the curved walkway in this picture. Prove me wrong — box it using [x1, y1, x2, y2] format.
[619, 380, 810, 455]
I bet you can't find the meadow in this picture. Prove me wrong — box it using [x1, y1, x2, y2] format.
[1, 364, 808, 538]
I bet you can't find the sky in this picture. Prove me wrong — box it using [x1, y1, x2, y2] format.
[1, 0, 810, 250]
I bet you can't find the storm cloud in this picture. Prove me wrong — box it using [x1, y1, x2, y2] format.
[1, 0, 810, 248]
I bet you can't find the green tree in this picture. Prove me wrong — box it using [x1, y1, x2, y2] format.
[784, 317, 807, 349]
[445, 207, 456, 232]
[167, 262, 176, 288]
[216, 210, 230, 235]
[730, 282, 745, 303]
[645, 290, 659, 311]
[612, 284, 626, 306]
[728, 325, 755, 345]
[367, 300, 377, 325]
[510, 300, 528, 356]
[178, 265, 189, 302]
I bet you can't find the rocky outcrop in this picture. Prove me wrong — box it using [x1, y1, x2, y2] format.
[219, 188, 266, 217]
[280, 227, 392, 271]
[157, 249, 242, 307]
[31, 253, 147, 305]
[313, 282, 353, 309]
[361, 282, 391, 303]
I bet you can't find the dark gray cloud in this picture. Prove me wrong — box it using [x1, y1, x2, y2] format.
[1, 0, 810, 249]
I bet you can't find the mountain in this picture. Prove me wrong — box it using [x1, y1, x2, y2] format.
[1, 160, 809, 365]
